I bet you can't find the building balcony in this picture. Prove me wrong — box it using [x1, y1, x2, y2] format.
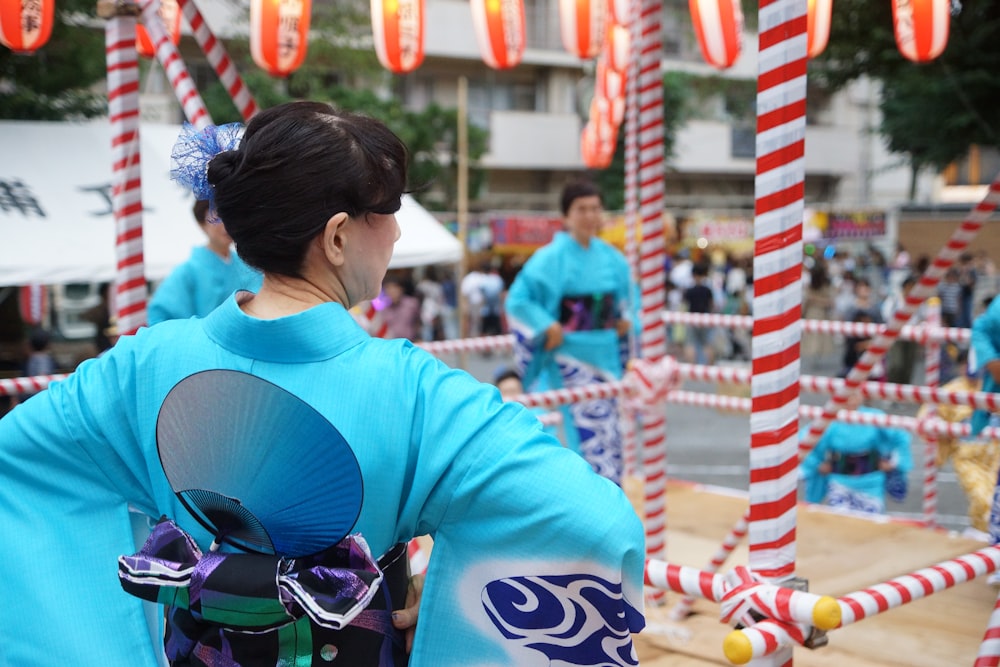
[480, 110, 582, 169]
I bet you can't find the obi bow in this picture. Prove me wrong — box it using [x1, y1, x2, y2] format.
[118, 517, 383, 632]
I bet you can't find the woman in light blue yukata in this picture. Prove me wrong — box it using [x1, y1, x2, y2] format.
[0, 102, 645, 667]
[504, 180, 636, 486]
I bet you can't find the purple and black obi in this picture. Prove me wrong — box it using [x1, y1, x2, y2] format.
[119, 518, 409, 666]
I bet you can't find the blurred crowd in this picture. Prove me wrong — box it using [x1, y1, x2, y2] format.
[363, 242, 1000, 387]
[664, 244, 999, 382]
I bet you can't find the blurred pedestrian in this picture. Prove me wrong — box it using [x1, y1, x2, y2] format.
[381, 275, 421, 340]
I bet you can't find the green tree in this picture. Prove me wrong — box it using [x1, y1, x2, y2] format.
[811, 0, 1000, 195]
[0, 0, 106, 119]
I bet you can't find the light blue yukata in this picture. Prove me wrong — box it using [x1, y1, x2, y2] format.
[799, 406, 913, 514]
[505, 231, 634, 485]
[148, 246, 263, 324]
[0, 293, 645, 667]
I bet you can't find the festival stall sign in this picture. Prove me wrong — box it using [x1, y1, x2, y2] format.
[684, 211, 754, 253]
[597, 212, 681, 251]
[490, 214, 563, 255]
[817, 209, 888, 240]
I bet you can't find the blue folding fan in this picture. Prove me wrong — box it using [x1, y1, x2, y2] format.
[156, 370, 363, 557]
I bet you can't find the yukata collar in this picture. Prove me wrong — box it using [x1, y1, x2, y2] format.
[202, 294, 368, 363]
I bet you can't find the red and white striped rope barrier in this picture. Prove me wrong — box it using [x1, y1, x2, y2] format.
[417, 334, 513, 355]
[749, 0, 808, 602]
[669, 508, 750, 621]
[138, 0, 211, 129]
[177, 0, 257, 121]
[976, 588, 1000, 667]
[726, 545, 1000, 664]
[661, 310, 972, 345]
[0, 374, 69, 398]
[663, 389, 1000, 442]
[636, 0, 669, 598]
[510, 381, 629, 410]
[106, 7, 147, 336]
[798, 171, 1000, 475]
[677, 361, 1000, 413]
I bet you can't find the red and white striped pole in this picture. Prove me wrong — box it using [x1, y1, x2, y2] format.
[749, 1, 808, 663]
[976, 588, 1000, 667]
[177, 0, 258, 122]
[749, 0, 808, 604]
[623, 0, 640, 273]
[921, 296, 942, 526]
[139, 0, 212, 129]
[104, 1, 147, 336]
[636, 0, 668, 600]
[621, 0, 640, 482]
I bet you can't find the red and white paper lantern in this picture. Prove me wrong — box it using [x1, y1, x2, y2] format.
[596, 61, 625, 102]
[18, 284, 47, 326]
[0, 0, 54, 54]
[806, 0, 832, 59]
[559, 0, 607, 60]
[250, 0, 312, 77]
[689, 0, 743, 70]
[137, 0, 181, 59]
[892, 0, 949, 63]
[603, 22, 630, 72]
[470, 0, 526, 70]
[606, 0, 630, 26]
[371, 0, 425, 74]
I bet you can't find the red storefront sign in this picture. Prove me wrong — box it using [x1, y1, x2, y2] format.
[490, 215, 563, 253]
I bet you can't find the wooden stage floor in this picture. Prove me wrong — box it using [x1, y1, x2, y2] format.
[632, 480, 998, 666]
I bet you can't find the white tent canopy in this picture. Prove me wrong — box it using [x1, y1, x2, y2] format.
[0, 120, 462, 287]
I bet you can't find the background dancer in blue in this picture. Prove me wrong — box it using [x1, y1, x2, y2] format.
[799, 392, 913, 514]
[147, 198, 262, 324]
[0, 102, 645, 667]
[504, 180, 635, 485]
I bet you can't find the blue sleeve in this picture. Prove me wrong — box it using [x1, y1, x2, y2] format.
[0, 356, 161, 666]
[397, 361, 646, 666]
[881, 426, 913, 473]
[148, 263, 196, 325]
[504, 248, 561, 340]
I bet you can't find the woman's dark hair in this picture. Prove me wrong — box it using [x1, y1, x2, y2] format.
[207, 101, 409, 277]
[560, 179, 602, 216]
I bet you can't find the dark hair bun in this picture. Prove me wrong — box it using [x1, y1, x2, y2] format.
[206, 150, 240, 188]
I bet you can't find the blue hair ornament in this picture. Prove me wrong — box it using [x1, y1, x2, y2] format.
[170, 122, 245, 212]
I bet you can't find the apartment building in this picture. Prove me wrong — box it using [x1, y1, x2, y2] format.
[150, 0, 935, 236]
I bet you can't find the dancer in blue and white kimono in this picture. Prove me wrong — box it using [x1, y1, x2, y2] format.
[0, 104, 645, 667]
[799, 393, 913, 514]
[505, 180, 635, 486]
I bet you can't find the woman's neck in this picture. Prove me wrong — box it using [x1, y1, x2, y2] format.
[239, 274, 345, 319]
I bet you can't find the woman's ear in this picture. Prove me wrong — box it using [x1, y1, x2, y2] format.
[319, 212, 351, 266]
